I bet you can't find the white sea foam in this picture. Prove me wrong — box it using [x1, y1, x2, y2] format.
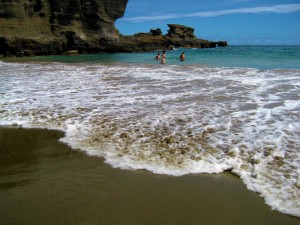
[1, 61, 300, 217]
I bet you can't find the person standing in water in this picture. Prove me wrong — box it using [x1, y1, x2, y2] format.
[154, 53, 160, 60]
[161, 51, 166, 64]
[179, 52, 185, 61]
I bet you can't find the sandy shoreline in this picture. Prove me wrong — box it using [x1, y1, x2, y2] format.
[0, 126, 299, 225]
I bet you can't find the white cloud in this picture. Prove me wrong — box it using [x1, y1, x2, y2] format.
[124, 4, 300, 22]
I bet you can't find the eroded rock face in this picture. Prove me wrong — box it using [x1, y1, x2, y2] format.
[49, 0, 128, 38]
[0, 0, 128, 37]
[0, 0, 52, 37]
[166, 24, 196, 40]
[0, 0, 128, 56]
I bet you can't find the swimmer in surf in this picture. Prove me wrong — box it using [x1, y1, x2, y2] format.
[161, 51, 166, 64]
[154, 53, 160, 60]
[179, 52, 185, 61]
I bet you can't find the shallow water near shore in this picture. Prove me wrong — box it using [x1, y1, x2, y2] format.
[4, 45, 300, 70]
[1, 127, 300, 225]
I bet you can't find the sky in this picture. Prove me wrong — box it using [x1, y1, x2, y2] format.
[115, 0, 300, 45]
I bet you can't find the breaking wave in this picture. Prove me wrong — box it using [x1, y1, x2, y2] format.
[1, 61, 300, 217]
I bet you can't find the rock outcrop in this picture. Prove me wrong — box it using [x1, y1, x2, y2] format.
[166, 24, 196, 40]
[0, 1, 227, 57]
[117, 24, 227, 52]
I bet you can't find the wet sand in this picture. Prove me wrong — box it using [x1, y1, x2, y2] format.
[0, 127, 299, 225]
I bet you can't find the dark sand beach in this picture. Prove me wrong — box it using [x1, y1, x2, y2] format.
[0, 127, 300, 225]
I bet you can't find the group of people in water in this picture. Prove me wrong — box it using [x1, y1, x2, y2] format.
[154, 51, 185, 64]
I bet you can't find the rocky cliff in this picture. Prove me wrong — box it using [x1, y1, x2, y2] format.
[0, 0, 128, 56]
[0, 0, 227, 57]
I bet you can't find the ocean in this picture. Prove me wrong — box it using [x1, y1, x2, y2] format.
[1, 45, 300, 218]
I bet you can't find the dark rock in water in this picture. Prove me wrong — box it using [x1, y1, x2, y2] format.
[0, 1, 227, 57]
[216, 41, 228, 47]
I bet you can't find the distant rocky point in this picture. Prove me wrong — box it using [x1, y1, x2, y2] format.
[121, 24, 227, 52]
[0, 0, 227, 57]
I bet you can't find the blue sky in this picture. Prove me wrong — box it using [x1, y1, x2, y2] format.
[115, 0, 300, 45]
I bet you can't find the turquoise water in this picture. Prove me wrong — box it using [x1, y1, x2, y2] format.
[34, 45, 300, 70]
